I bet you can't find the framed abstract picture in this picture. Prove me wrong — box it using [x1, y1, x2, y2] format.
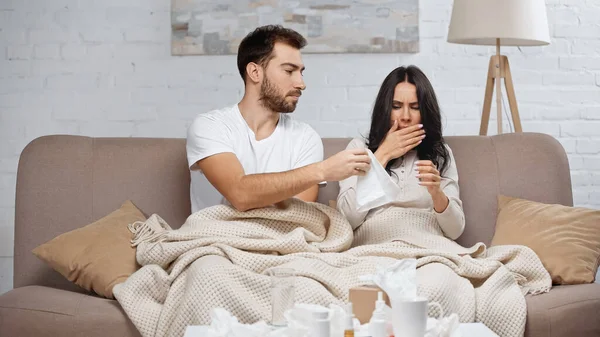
[171, 0, 419, 55]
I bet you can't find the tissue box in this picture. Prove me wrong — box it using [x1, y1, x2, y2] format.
[349, 286, 391, 324]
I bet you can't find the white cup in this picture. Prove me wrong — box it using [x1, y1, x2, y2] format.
[390, 297, 444, 337]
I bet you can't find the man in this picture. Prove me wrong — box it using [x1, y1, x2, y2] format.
[186, 25, 370, 212]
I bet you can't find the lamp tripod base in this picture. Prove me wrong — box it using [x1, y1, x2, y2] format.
[480, 54, 523, 136]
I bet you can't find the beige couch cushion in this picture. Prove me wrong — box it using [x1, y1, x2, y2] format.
[491, 195, 600, 285]
[32, 200, 146, 298]
[0, 285, 141, 337]
[525, 283, 600, 337]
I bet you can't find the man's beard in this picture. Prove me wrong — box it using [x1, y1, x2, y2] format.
[259, 76, 301, 113]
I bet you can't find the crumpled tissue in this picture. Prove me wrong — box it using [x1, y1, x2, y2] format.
[201, 308, 273, 337]
[359, 258, 462, 337]
[355, 149, 400, 212]
[198, 303, 354, 337]
[359, 258, 418, 302]
[425, 314, 462, 337]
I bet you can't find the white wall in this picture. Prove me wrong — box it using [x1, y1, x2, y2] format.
[1, 0, 599, 294]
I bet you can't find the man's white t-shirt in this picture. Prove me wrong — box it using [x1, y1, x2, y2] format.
[186, 104, 324, 213]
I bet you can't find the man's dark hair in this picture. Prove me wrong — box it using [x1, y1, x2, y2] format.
[237, 25, 307, 82]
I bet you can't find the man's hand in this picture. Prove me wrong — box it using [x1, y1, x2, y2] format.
[319, 148, 371, 182]
[374, 122, 425, 167]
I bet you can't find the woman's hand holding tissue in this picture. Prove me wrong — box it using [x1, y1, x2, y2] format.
[415, 160, 449, 213]
[374, 122, 425, 167]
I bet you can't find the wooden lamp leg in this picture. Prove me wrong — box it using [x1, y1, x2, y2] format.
[502, 57, 523, 132]
[495, 38, 502, 134]
[480, 57, 496, 136]
[479, 38, 523, 135]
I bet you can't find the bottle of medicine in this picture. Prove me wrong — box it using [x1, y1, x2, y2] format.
[311, 310, 330, 337]
[344, 302, 355, 337]
[369, 291, 387, 337]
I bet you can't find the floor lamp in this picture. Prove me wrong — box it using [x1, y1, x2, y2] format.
[447, 0, 550, 136]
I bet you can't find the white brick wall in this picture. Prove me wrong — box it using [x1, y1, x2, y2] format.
[0, 0, 599, 294]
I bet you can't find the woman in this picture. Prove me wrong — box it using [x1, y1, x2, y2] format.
[336, 65, 465, 240]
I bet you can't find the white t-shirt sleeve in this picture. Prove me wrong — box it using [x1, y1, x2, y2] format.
[186, 113, 234, 170]
[293, 126, 324, 169]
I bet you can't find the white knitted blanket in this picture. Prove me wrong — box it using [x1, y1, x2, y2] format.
[113, 199, 551, 337]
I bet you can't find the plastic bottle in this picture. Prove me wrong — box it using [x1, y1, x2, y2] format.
[369, 291, 387, 337]
[344, 303, 355, 337]
[311, 310, 331, 337]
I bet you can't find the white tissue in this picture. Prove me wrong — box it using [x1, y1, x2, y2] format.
[355, 149, 401, 212]
[199, 304, 351, 337]
[425, 314, 462, 337]
[202, 308, 273, 337]
[359, 258, 418, 302]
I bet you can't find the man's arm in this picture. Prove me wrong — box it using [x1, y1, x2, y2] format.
[196, 149, 369, 211]
[197, 153, 322, 211]
[294, 185, 319, 202]
[290, 127, 322, 203]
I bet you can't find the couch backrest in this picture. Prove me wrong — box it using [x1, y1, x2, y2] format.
[13, 133, 573, 291]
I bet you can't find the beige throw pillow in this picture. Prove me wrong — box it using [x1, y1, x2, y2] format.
[32, 200, 146, 298]
[491, 195, 600, 285]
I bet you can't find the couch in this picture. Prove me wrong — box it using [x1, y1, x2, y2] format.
[0, 133, 599, 337]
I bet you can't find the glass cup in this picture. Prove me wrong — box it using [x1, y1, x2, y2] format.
[269, 267, 296, 327]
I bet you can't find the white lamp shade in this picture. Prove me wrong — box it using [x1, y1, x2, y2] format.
[447, 0, 551, 46]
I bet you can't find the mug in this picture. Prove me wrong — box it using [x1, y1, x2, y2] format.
[390, 297, 444, 337]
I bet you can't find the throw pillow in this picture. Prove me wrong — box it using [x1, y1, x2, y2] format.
[32, 200, 146, 298]
[491, 195, 600, 285]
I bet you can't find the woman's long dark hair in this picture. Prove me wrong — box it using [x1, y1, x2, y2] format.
[366, 65, 450, 176]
